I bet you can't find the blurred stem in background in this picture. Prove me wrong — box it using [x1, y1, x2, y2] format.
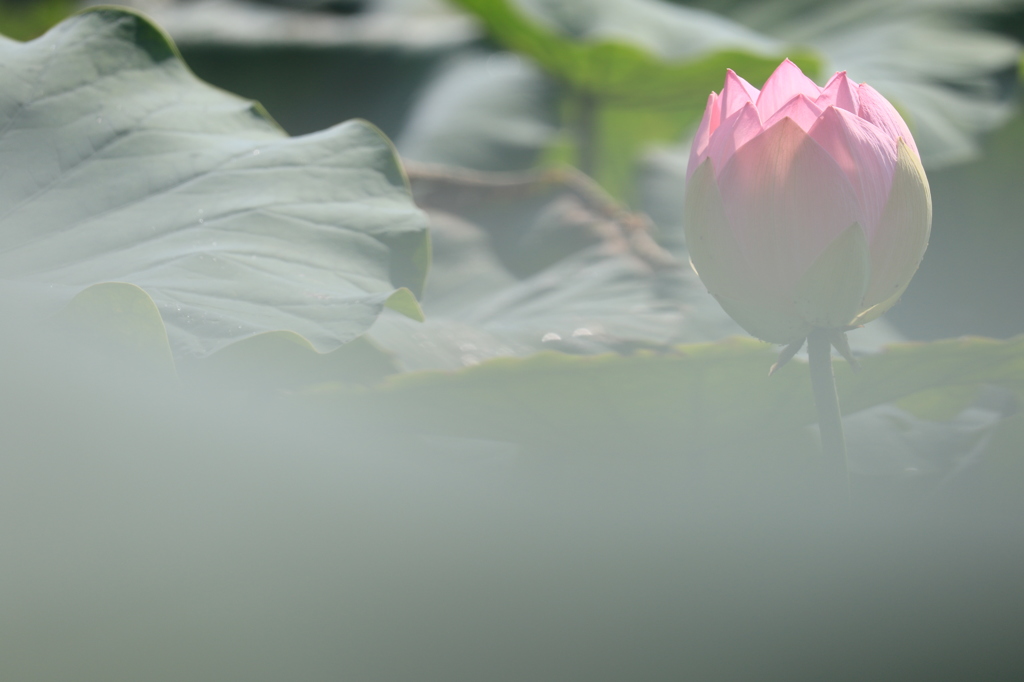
[573, 90, 599, 178]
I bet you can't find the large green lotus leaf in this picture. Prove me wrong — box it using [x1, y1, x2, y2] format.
[0, 8, 428, 359]
[36, 154, 732, 385]
[43, 281, 403, 389]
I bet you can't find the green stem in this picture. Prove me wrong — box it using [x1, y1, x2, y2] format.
[575, 91, 598, 178]
[807, 327, 850, 498]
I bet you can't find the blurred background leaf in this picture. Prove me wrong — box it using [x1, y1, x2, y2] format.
[83, 0, 476, 137]
[893, 106, 1024, 340]
[449, 0, 814, 100]
[0, 0, 75, 40]
[449, 0, 821, 200]
[397, 51, 561, 173]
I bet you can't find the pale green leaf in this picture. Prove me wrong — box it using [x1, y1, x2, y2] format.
[0, 8, 429, 359]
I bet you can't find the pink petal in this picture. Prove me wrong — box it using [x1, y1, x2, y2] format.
[684, 158, 756, 303]
[859, 139, 931, 315]
[756, 59, 821, 120]
[817, 71, 859, 113]
[684, 158, 810, 344]
[716, 117, 860, 297]
[856, 83, 920, 160]
[687, 91, 721, 181]
[707, 102, 763, 178]
[762, 93, 823, 132]
[808, 106, 898, 241]
[719, 69, 761, 120]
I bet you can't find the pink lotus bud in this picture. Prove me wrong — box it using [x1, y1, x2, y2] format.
[684, 60, 931, 344]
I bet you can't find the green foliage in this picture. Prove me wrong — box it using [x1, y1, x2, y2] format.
[451, 0, 819, 101]
[397, 51, 561, 173]
[450, 0, 820, 201]
[0, 0, 74, 41]
[898, 109, 1024, 339]
[0, 7, 428, 360]
[51, 282, 177, 380]
[320, 336, 1024, 464]
[438, 0, 1019, 215]
[4, 8, 1018, 480]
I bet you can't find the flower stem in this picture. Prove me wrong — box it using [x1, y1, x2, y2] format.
[807, 327, 850, 498]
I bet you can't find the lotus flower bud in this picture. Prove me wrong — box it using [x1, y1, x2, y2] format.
[684, 60, 931, 345]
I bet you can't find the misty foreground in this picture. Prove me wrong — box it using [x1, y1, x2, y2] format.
[2, 322, 1023, 682]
